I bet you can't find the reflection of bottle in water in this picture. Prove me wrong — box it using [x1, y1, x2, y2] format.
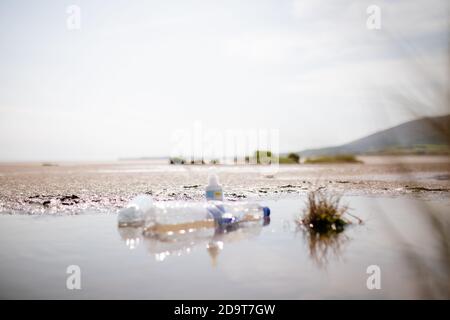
[143, 227, 215, 262]
[206, 240, 223, 267]
[143, 218, 269, 263]
[117, 226, 143, 250]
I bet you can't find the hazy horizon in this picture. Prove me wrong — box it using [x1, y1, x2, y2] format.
[0, 0, 448, 162]
[1, 112, 449, 163]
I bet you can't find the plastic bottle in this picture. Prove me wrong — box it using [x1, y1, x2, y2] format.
[117, 194, 153, 227]
[118, 195, 270, 231]
[144, 201, 216, 235]
[205, 172, 223, 201]
[143, 200, 270, 235]
[117, 197, 271, 264]
[215, 201, 270, 223]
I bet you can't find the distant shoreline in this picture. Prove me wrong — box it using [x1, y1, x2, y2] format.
[0, 154, 449, 166]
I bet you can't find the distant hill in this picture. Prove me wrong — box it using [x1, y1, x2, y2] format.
[298, 114, 450, 157]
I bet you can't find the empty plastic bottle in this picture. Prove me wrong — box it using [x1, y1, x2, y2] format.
[117, 194, 153, 227]
[117, 194, 271, 264]
[144, 201, 216, 235]
[205, 172, 223, 201]
[215, 202, 270, 223]
[118, 195, 270, 234]
[143, 200, 270, 236]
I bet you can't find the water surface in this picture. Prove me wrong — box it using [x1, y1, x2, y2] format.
[0, 196, 448, 299]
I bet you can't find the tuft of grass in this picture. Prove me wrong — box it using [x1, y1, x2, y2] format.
[304, 154, 362, 164]
[297, 190, 361, 267]
[300, 190, 361, 233]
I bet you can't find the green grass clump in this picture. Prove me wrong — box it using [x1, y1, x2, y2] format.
[300, 190, 351, 233]
[304, 154, 362, 164]
[297, 190, 364, 267]
[249, 151, 301, 164]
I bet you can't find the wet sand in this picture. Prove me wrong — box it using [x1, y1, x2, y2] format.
[0, 155, 448, 215]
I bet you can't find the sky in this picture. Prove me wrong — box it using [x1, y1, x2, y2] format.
[0, 0, 448, 161]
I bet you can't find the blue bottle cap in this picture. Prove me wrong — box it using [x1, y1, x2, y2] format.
[262, 207, 270, 217]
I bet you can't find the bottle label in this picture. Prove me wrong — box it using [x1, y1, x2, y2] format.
[206, 190, 223, 201]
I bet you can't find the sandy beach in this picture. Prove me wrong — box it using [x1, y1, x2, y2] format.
[0, 155, 449, 299]
[1, 0, 449, 307]
[0, 155, 448, 215]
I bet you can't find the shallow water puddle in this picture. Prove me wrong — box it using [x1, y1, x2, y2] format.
[0, 196, 448, 299]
